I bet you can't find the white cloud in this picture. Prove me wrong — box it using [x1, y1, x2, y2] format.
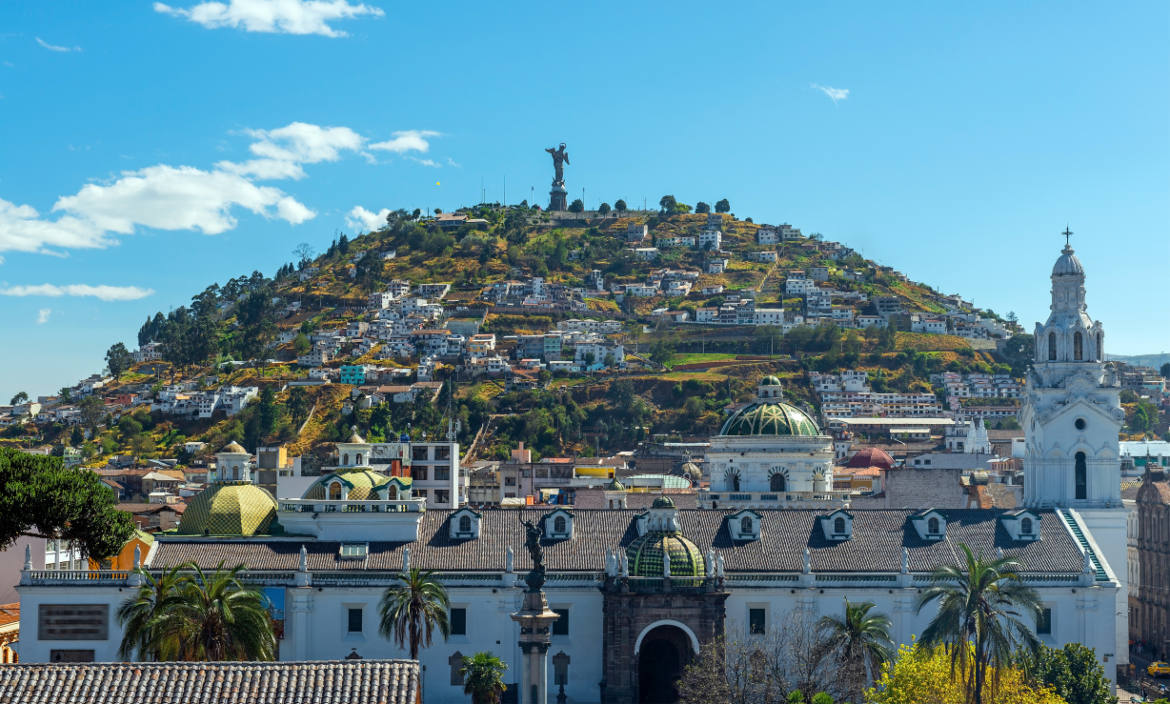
[406, 157, 440, 168]
[219, 122, 365, 180]
[369, 130, 439, 154]
[54, 164, 315, 236]
[0, 198, 111, 254]
[36, 38, 81, 52]
[446, 157, 461, 168]
[2, 284, 156, 301]
[154, 0, 384, 37]
[37, 308, 51, 324]
[811, 83, 849, 104]
[346, 206, 390, 231]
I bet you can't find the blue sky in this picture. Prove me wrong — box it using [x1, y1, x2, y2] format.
[1, 1, 1167, 401]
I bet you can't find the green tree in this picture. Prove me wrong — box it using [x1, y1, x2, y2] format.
[58, 387, 72, 403]
[69, 426, 84, 447]
[614, 199, 627, 213]
[1001, 334, 1035, 377]
[659, 195, 678, 213]
[915, 544, 1043, 704]
[0, 448, 135, 559]
[378, 567, 451, 659]
[9, 391, 28, 405]
[78, 395, 105, 432]
[1161, 362, 1170, 379]
[817, 598, 893, 703]
[1016, 642, 1116, 704]
[116, 563, 194, 660]
[293, 333, 311, 355]
[607, 379, 636, 413]
[650, 338, 677, 365]
[105, 342, 134, 380]
[715, 198, 730, 213]
[158, 562, 276, 661]
[695, 201, 711, 214]
[287, 387, 311, 427]
[568, 199, 584, 213]
[598, 202, 611, 216]
[461, 652, 509, 704]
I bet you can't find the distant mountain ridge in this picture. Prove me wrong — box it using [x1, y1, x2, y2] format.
[1106, 353, 1170, 369]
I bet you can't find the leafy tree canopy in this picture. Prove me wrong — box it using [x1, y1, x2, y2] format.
[614, 199, 627, 211]
[568, 199, 584, 213]
[695, 201, 710, 213]
[9, 391, 28, 405]
[1015, 642, 1116, 704]
[0, 448, 135, 559]
[715, 198, 731, 213]
[106, 342, 133, 380]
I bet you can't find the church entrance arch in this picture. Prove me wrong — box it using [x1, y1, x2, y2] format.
[636, 623, 697, 704]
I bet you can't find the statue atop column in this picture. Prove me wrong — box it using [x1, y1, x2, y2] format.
[521, 516, 547, 591]
[545, 143, 569, 212]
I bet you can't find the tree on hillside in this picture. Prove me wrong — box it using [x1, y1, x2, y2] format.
[1161, 362, 1170, 379]
[105, 342, 134, 380]
[434, 208, 443, 214]
[659, 195, 678, 213]
[1001, 334, 1035, 377]
[293, 242, 315, 267]
[338, 232, 350, 255]
[0, 447, 136, 560]
[78, 395, 105, 431]
[715, 198, 730, 213]
[615, 199, 627, 213]
[234, 286, 278, 361]
[695, 201, 710, 214]
[9, 391, 28, 405]
[568, 199, 584, 213]
[292, 333, 311, 355]
[598, 202, 611, 216]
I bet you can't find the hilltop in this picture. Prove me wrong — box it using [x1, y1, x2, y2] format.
[1, 198, 1048, 476]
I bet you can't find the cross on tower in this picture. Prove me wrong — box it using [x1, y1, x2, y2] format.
[1062, 225, 1073, 247]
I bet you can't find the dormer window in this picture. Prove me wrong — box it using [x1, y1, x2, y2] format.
[545, 509, 574, 539]
[339, 543, 368, 559]
[819, 509, 853, 541]
[329, 482, 343, 500]
[1001, 510, 1041, 542]
[912, 510, 946, 541]
[729, 510, 762, 541]
[449, 508, 482, 539]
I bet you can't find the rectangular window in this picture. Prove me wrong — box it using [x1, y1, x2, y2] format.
[49, 650, 95, 662]
[434, 467, 451, 481]
[451, 608, 467, 635]
[435, 490, 450, 504]
[552, 608, 569, 636]
[340, 544, 368, 559]
[413, 447, 429, 461]
[435, 447, 451, 460]
[1037, 608, 1052, 635]
[415, 490, 428, 499]
[348, 608, 363, 633]
[505, 477, 516, 486]
[749, 609, 766, 635]
[412, 466, 429, 481]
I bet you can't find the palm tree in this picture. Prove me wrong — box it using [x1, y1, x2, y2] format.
[461, 651, 509, 704]
[818, 598, 893, 702]
[378, 568, 451, 659]
[914, 543, 1043, 704]
[115, 563, 192, 660]
[162, 562, 276, 661]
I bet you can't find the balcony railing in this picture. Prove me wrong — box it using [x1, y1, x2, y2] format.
[702, 490, 852, 503]
[278, 498, 427, 513]
[28, 570, 129, 583]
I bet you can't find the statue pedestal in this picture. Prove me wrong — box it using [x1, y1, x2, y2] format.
[511, 590, 561, 704]
[549, 184, 567, 212]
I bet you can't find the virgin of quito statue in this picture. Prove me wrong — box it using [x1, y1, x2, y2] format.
[546, 143, 569, 212]
[511, 517, 562, 704]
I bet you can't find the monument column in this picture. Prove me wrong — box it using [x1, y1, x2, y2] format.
[511, 517, 562, 704]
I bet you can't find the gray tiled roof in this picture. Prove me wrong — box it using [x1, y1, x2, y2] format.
[0, 660, 418, 704]
[152, 508, 1087, 575]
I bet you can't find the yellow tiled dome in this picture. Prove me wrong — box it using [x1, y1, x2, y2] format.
[176, 482, 278, 536]
[304, 468, 410, 501]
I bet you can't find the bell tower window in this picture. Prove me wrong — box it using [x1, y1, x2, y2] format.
[770, 474, 786, 492]
[1074, 332, 1083, 361]
[1075, 452, 1087, 500]
[1048, 332, 1057, 360]
[343, 453, 349, 465]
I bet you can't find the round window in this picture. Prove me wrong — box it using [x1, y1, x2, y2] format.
[1075, 418, 1087, 431]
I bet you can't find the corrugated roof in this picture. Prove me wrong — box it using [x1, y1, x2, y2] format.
[152, 508, 1087, 575]
[0, 661, 417, 704]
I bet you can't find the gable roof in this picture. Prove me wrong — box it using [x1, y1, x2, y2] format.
[151, 508, 1088, 575]
[0, 661, 418, 704]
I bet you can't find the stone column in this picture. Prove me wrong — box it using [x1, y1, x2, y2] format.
[511, 589, 560, 704]
[290, 587, 313, 661]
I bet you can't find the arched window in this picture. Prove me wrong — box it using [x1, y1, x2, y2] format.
[343, 453, 349, 466]
[834, 516, 846, 534]
[741, 517, 753, 534]
[1074, 332, 1083, 361]
[329, 482, 342, 500]
[1021, 517, 1033, 535]
[459, 515, 472, 533]
[356, 453, 363, 465]
[554, 516, 567, 533]
[1048, 332, 1057, 361]
[726, 470, 740, 492]
[232, 465, 240, 480]
[387, 485, 397, 500]
[927, 517, 940, 534]
[770, 473, 787, 492]
[1075, 452, 1087, 500]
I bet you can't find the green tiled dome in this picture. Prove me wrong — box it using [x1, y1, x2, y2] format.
[719, 401, 819, 437]
[304, 468, 410, 501]
[177, 482, 278, 536]
[627, 531, 706, 577]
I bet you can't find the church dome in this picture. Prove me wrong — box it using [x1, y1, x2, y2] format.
[846, 447, 894, 470]
[606, 477, 626, 492]
[720, 401, 819, 437]
[626, 531, 705, 577]
[221, 441, 248, 454]
[177, 482, 278, 536]
[759, 375, 783, 386]
[1051, 244, 1085, 277]
[304, 468, 406, 501]
[651, 495, 676, 509]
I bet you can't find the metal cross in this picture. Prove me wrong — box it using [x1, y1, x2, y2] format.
[1062, 225, 1073, 246]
